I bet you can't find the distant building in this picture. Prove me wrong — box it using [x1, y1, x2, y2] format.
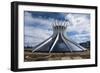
[32, 20, 87, 53]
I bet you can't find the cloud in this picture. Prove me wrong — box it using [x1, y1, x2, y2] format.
[65, 13, 90, 32]
[24, 26, 53, 47]
[24, 12, 54, 29]
[24, 12, 53, 47]
[65, 13, 90, 43]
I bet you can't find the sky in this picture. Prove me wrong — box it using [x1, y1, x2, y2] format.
[24, 11, 90, 47]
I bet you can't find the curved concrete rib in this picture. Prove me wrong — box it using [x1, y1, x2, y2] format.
[32, 37, 53, 52]
[61, 33, 73, 52]
[63, 35, 86, 51]
[49, 33, 59, 53]
[68, 39, 86, 51]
